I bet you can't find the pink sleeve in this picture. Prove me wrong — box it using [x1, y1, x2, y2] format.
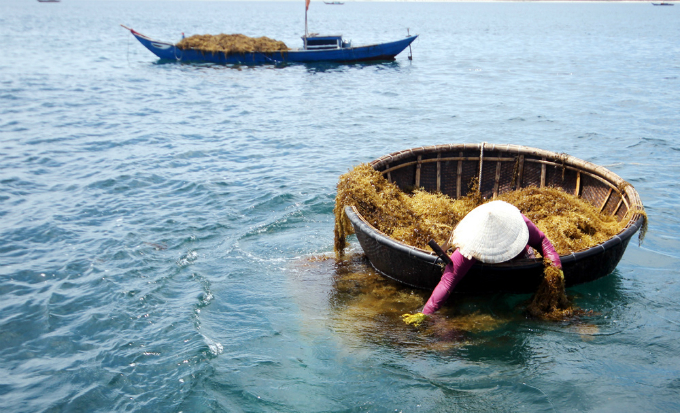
[422, 249, 476, 315]
[522, 214, 562, 269]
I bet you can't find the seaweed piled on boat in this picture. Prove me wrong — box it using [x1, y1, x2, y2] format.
[333, 163, 635, 321]
[496, 186, 623, 255]
[334, 163, 628, 256]
[333, 164, 482, 255]
[176, 34, 289, 54]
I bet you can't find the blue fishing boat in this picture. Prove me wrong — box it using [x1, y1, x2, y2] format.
[122, 26, 417, 65]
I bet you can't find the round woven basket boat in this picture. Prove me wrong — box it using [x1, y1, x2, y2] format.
[344, 143, 645, 293]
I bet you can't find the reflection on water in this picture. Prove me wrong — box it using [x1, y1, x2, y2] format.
[574, 324, 600, 342]
[289, 252, 617, 353]
[302, 60, 403, 74]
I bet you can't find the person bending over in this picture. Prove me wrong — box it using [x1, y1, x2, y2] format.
[402, 200, 562, 326]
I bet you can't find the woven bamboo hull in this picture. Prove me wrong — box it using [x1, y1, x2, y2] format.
[345, 143, 645, 293]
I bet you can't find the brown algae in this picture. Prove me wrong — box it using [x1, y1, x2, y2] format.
[526, 261, 573, 320]
[334, 164, 483, 255]
[290, 253, 507, 350]
[334, 164, 628, 257]
[176, 33, 289, 54]
[496, 186, 625, 256]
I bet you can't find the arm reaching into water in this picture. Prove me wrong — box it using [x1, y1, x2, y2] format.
[421, 250, 476, 315]
[403, 250, 475, 324]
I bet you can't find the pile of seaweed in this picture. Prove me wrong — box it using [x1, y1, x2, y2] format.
[176, 34, 289, 54]
[333, 164, 483, 254]
[496, 186, 625, 255]
[333, 163, 636, 321]
[333, 163, 628, 256]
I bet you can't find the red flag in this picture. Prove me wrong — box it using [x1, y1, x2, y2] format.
[306, 0, 310, 11]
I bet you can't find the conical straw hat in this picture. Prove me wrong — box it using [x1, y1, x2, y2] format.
[450, 200, 529, 264]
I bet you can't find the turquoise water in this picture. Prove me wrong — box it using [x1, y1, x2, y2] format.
[1, 0, 679, 411]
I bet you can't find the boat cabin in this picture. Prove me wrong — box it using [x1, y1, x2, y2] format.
[302, 34, 351, 50]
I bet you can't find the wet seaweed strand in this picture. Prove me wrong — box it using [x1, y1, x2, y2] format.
[176, 34, 289, 54]
[334, 163, 630, 257]
[617, 181, 648, 244]
[527, 259, 574, 320]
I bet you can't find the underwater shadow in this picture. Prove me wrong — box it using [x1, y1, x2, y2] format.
[289, 253, 629, 363]
[152, 59, 287, 72]
[301, 60, 404, 74]
[289, 252, 518, 354]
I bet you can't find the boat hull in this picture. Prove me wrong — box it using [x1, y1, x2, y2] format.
[126, 28, 417, 64]
[344, 143, 645, 294]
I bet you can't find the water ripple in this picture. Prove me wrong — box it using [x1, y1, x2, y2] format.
[1, 1, 679, 412]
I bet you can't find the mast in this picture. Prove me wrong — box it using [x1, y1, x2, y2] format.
[305, 0, 310, 49]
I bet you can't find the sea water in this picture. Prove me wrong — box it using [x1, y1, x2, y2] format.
[1, 1, 679, 411]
